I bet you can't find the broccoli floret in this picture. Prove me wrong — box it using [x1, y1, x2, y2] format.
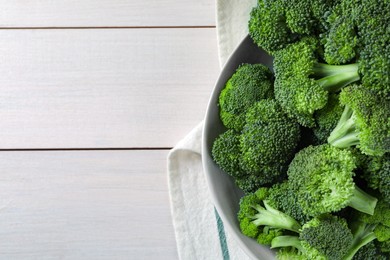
[273, 37, 360, 127]
[353, 241, 390, 260]
[266, 181, 310, 225]
[273, 215, 354, 260]
[313, 93, 344, 143]
[287, 144, 378, 216]
[356, 0, 390, 95]
[238, 188, 301, 243]
[218, 63, 273, 131]
[300, 215, 353, 260]
[343, 221, 377, 260]
[321, 0, 359, 65]
[275, 246, 307, 260]
[240, 99, 300, 187]
[357, 199, 390, 229]
[211, 130, 283, 193]
[361, 154, 390, 204]
[248, 0, 295, 54]
[327, 85, 390, 156]
[271, 214, 353, 260]
[249, 0, 338, 54]
[212, 130, 241, 178]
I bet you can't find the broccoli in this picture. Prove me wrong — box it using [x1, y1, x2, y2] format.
[343, 221, 378, 260]
[238, 187, 301, 245]
[356, 199, 390, 229]
[275, 246, 307, 260]
[345, 199, 390, 259]
[300, 214, 353, 260]
[361, 154, 390, 204]
[273, 37, 360, 127]
[272, 214, 354, 260]
[355, 0, 390, 94]
[313, 93, 344, 144]
[211, 130, 241, 178]
[287, 144, 378, 216]
[327, 85, 390, 156]
[266, 181, 310, 225]
[321, 0, 359, 65]
[248, 0, 338, 54]
[353, 241, 390, 260]
[239, 99, 301, 187]
[211, 129, 277, 193]
[218, 63, 273, 131]
[212, 99, 301, 193]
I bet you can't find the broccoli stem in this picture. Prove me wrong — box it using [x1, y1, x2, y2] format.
[251, 201, 301, 233]
[343, 222, 377, 260]
[271, 235, 302, 250]
[347, 186, 378, 215]
[317, 70, 361, 92]
[328, 105, 359, 147]
[312, 63, 359, 78]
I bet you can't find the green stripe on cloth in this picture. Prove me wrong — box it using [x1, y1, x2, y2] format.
[214, 208, 230, 260]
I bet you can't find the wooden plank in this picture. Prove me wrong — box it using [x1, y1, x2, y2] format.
[0, 150, 178, 259]
[0, 0, 215, 27]
[0, 29, 220, 148]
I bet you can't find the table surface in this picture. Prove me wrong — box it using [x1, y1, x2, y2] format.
[0, 1, 220, 259]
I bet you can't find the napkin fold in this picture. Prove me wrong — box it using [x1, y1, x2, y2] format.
[167, 1, 257, 259]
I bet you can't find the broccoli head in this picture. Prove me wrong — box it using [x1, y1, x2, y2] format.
[266, 181, 310, 225]
[327, 85, 390, 156]
[353, 241, 390, 260]
[313, 93, 344, 144]
[287, 144, 378, 216]
[237, 188, 301, 245]
[273, 215, 354, 260]
[218, 63, 273, 131]
[240, 99, 300, 185]
[273, 37, 360, 127]
[361, 154, 390, 204]
[321, 0, 359, 65]
[300, 214, 353, 260]
[249, 0, 338, 54]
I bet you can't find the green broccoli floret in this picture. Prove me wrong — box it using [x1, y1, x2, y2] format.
[361, 154, 390, 204]
[248, 0, 295, 54]
[273, 37, 360, 127]
[240, 99, 300, 187]
[238, 188, 301, 244]
[357, 199, 390, 229]
[313, 93, 344, 144]
[266, 181, 310, 225]
[355, 0, 390, 95]
[272, 214, 354, 260]
[275, 246, 307, 260]
[353, 241, 390, 260]
[343, 220, 378, 260]
[321, 0, 359, 65]
[211, 130, 241, 178]
[287, 144, 378, 216]
[248, 0, 338, 54]
[218, 63, 273, 131]
[211, 129, 279, 193]
[327, 85, 390, 156]
[300, 215, 353, 260]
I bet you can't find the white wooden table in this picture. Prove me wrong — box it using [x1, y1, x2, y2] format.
[0, 1, 220, 259]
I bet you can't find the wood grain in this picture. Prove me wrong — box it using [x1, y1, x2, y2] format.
[0, 28, 220, 149]
[0, 0, 215, 27]
[0, 150, 178, 259]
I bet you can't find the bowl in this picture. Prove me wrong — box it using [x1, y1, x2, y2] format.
[202, 35, 274, 260]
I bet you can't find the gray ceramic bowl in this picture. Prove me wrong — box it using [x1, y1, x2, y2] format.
[202, 35, 275, 260]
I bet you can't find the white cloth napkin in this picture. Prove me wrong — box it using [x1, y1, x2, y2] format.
[167, 1, 257, 259]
